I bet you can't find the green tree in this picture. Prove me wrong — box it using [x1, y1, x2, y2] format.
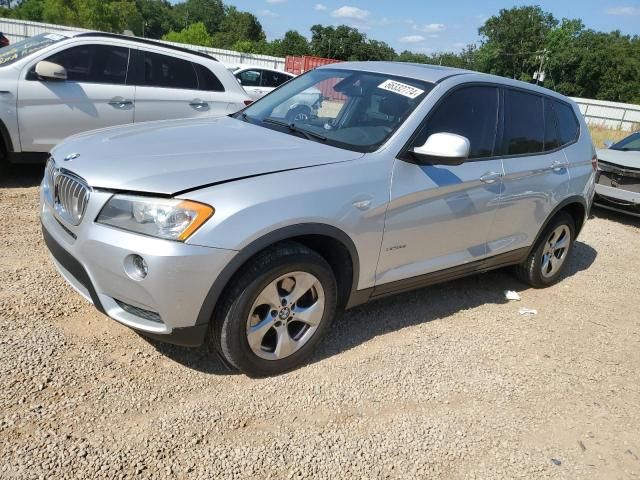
[135, 0, 177, 39]
[354, 39, 396, 61]
[39, 0, 142, 34]
[211, 6, 264, 48]
[171, 0, 223, 36]
[162, 21, 211, 46]
[10, 0, 45, 21]
[277, 30, 310, 56]
[310, 24, 365, 60]
[477, 6, 558, 80]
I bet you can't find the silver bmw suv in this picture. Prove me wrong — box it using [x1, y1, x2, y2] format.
[41, 62, 596, 376]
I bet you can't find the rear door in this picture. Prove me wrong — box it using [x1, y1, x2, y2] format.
[17, 43, 133, 152]
[489, 89, 571, 256]
[131, 49, 230, 122]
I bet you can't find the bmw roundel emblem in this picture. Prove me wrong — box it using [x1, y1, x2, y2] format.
[63, 153, 80, 162]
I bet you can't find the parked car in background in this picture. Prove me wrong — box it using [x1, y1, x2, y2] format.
[233, 66, 294, 100]
[0, 31, 250, 165]
[231, 65, 323, 121]
[41, 62, 595, 376]
[0, 32, 9, 47]
[595, 131, 640, 216]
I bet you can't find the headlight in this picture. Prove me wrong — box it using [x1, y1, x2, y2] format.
[97, 194, 214, 241]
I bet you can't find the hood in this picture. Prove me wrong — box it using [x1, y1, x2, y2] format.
[596, 148, 640, 170]
[51, 116, 363, 195]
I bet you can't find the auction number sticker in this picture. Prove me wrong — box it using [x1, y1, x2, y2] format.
[377, 79, 424, 99]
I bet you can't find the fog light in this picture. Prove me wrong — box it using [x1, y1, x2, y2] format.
[124, 254, 148, 280]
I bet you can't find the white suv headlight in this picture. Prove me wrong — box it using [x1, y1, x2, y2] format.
[97, 194, 214, 241]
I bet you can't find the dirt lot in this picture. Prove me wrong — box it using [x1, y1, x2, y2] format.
[1, 166, 639, 479]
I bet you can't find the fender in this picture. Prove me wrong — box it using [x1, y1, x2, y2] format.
[526, 195, 589, 257]
[195, 223, 361, 326]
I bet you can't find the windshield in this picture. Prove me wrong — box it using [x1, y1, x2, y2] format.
[0, 33, 66, 67]
[611, 132, 640, 152]
[237, 68, 433, 153]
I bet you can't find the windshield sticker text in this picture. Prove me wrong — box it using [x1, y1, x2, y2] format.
[377, 80, 424, 99]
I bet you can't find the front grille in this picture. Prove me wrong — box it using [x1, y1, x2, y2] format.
[44, 158, 91, 226]
[597, 161, 640, 193]
[115, 299, 163, 323]
[54, 172, 90, 225]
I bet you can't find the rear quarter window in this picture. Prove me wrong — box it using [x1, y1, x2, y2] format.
[193, 63, 225, 92]
[553, 100, 580, 145]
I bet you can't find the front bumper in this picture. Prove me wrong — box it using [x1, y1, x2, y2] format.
[41, 188, 237, 346]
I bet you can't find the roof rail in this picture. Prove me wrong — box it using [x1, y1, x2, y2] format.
[74, 32, 218, 61]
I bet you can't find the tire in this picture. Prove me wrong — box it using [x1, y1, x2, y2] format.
[285, 105, 312, 123]
[212, 241, 337, 377]
[515, 211, 576, 288]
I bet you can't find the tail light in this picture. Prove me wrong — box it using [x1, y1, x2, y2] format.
[243, 99, 253, 106]
[592, 154, 598, 171]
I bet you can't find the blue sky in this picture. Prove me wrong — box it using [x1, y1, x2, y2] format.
[227, 0, 640, 53]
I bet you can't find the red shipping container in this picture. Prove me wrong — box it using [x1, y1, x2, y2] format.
[285, 55, 342, 75]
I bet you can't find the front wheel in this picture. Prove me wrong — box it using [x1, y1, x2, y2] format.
[515, 212, 576, 287]
[213, 242, 337, 377]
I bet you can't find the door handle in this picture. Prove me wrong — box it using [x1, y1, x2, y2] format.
[189, 100, 209, 110]
[108, 97, 133, 107]
[479, 171, 503, 184]
[551, 160, 566, 173]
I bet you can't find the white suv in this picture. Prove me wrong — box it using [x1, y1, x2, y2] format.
[0, 31, 251, 164]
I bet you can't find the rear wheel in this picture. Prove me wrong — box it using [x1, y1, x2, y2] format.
[515, 212, 575, 287]
[213, 242, 337, 377]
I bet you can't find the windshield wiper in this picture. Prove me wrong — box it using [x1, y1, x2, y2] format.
[262, 117, 327, 142]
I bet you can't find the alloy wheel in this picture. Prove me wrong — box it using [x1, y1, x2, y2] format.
[540, 225, 571, 278]
[246, 271, 325, 360]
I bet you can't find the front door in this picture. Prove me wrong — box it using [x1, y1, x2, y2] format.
[376, 85, 504, 289]
[18, 43, 134, 152]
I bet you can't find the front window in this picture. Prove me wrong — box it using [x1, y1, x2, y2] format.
[611, 132, 640, 152]
[237, 68, 433, 153]
[0, 33, 66, 67]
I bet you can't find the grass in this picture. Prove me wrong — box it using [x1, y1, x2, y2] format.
[588, 124, 638, 149]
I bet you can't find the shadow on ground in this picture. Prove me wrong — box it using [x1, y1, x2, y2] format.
[151, 241, 597, 375]
[592, 205, 640, 228]
[1, 164, 45, 188]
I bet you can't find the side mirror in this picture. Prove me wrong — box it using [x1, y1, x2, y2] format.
[411, 132, 470, 166]
[35, 61, 67, 81]
[603, 140, 614, 149]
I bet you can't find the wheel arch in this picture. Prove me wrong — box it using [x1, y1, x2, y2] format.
[0, 118, 13, 157]
[527, 196, 588, 257]
[195, 223, 361, 327]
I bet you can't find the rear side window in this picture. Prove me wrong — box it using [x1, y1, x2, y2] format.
[140, 51, 198, 90]
[543, 98, 561, 151]
[43, 44, 129, 84]
[262, 70, 292, 88]
[237, 69, 261, 87]
[554, 100, 580, 145]
[503, 89, 544, 155]
[414, 86, 499, 159]
[193, 63, 224, 92]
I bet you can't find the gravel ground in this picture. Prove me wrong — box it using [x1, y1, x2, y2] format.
[1, 167, 639, 479]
